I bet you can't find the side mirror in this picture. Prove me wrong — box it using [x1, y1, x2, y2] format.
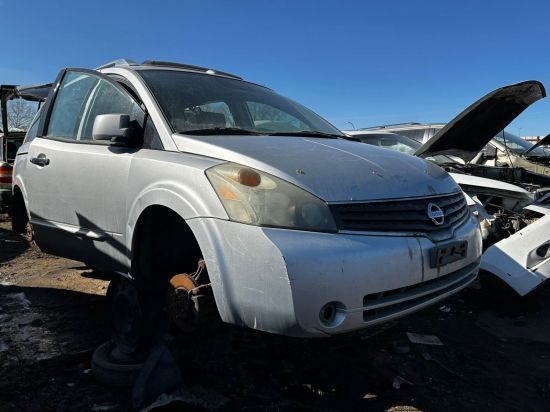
[92, 114, 142, 145]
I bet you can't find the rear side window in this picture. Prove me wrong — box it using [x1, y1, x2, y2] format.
[47, 71, 144, 141]
[24, 113, 40, 143]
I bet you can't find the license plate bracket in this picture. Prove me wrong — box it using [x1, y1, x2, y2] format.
[429, 240, 468, 268]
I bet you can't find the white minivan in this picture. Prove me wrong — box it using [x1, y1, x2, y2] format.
[12, 59, 482, 354]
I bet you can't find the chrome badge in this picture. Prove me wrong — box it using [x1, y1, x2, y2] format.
[427, 202, 445, 226]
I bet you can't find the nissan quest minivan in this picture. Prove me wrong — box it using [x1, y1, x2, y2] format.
[12, 59, 482, 353]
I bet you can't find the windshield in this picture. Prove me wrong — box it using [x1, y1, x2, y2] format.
[354, 133, 421, 155]
[493, 131, 548, 156]
[354, 132, 459, 165]
[138, 69, 343, 136]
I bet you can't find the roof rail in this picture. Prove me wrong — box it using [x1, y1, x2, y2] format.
[96, 58, 137, 70]
[141, 60, 242, 80]
[358, 122, 422, 130]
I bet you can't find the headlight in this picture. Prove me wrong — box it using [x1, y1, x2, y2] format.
[206, 163, 337, 232]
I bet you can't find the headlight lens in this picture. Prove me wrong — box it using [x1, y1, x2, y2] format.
[206, 163, 337, 232]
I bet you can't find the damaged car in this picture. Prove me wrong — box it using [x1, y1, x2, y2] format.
[365, 125, 550, 194]
[12, 59, 481, 354]
[345, 80, 550, 296]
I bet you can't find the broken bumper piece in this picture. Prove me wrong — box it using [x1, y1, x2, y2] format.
[480, 204, 550, 296]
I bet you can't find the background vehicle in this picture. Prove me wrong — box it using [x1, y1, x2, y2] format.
[13, 59, 481, 355]
[0, 84, 50, 212]
[364, 123, 550, 182]
[344, 81, 550, 296]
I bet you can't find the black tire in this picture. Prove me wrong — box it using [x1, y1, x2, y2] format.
[91, 340, 144, 387]
[107, 278, 170, 355]
[11, 200, 31, 240]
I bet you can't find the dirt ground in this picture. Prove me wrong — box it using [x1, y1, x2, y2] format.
[1, 214, 550, 411]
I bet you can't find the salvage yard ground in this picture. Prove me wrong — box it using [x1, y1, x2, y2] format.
[1, 213, 549, 411]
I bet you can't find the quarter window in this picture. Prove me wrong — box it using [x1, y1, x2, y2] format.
[24, 112, 41, 143]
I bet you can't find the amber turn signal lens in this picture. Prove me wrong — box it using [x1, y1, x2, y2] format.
[229, 168, 261, 187]
[219, 186, 237, 200]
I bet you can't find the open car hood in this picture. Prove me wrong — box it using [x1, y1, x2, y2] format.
[15, 83, 52, 101]
[415, 81, 546, 162]
[0, 83, 51, 102]
[524, 132, 550, 156]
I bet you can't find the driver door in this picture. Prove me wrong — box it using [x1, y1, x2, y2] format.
[26, 69, 146, 272]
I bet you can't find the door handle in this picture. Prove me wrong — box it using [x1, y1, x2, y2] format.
[30, 153, 50, 167]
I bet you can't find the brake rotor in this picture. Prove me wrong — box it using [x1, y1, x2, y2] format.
[168, 273, 198, 331]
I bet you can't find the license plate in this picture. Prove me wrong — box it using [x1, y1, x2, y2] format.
[429, 240, 468, 268]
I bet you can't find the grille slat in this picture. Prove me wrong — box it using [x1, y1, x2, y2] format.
[330, 192, 469, 241]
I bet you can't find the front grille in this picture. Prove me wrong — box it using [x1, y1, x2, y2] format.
[330, 192, 469, 242]
[362, 261, 478, 324]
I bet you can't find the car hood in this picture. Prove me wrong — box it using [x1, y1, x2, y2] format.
[415, 81, 546, 162]
[172, 134, 459, 202]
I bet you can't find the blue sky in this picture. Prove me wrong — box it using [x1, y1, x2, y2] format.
[2, 0, 550, 136]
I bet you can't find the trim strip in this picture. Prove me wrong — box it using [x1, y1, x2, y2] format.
[30, 218, 112, 241]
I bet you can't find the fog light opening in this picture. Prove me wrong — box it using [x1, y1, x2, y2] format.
[321, 304, 335, 323]
[319, 301, 346, 328]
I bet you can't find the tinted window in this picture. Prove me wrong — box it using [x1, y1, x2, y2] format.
[47, 71, 144, 141]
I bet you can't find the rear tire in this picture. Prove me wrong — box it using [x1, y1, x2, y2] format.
[11, 190, 30, 236]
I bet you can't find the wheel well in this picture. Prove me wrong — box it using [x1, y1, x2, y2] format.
[131, 205, 205, 289]
[11, 186, 29, 234]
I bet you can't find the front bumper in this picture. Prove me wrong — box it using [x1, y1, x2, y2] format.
[188, 214, 482, 337]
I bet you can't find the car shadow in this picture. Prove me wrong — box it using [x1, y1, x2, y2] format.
[0, 227, 30, 264]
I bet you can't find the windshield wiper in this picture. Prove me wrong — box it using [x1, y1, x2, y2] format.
[180, 127, 264, 136]
[267, 131, 341, 139]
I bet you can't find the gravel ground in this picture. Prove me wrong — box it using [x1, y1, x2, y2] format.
[1, 213, 550, 411]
